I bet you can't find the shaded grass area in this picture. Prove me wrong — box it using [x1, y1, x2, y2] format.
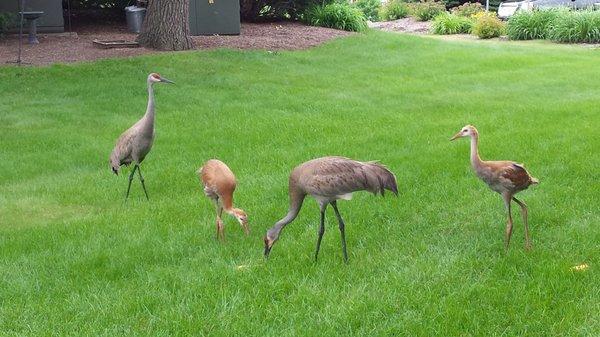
[0, 32, 599, 336]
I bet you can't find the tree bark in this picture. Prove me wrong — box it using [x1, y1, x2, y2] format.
[137, 0, 194, 51]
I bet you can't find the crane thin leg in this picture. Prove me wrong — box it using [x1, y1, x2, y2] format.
[503, 193, 514, 251]
[512, 197, 531, 251]
[136, 165, 150, 200]
[125, 165, 138, 200]
[331, 201, 348, 263]
[214, 199, 224, 241]
[314, 208, 326, 262]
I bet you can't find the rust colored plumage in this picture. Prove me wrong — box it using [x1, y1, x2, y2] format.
[198, 159, 248, 240]
[451, 125, 539, 250]
[263, 156, 398, 263]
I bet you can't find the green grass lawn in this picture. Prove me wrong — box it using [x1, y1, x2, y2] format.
[1, 31, 599, 336]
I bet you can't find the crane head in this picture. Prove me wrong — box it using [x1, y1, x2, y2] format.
[232, 208, 249, 234]
[263, 235, 276, 259]
[148, 73, 175, 84]
[450, 124, 477, 141]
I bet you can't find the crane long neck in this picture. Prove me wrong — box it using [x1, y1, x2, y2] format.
[221, 193, 234, 213]
[143, 81, 155, 129]
[470, 133, 482, 169]
[267, 191, 305, 240]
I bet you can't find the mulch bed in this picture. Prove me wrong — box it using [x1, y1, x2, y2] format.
[368, 17, 432, 35]
[0, 22, 352, 66]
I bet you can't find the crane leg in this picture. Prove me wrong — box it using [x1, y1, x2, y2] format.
[217, 202, 224, 242]
[314, 207, 326, 262]
[212, 199, 225, 241]
[513, 197, 531, 251]
[503, 193, 514, 251]
[331, 201, 348, 264]
[136, 165, 149, 200]
[125, 165, 138, 200]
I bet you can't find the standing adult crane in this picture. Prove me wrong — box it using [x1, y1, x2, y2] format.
[451, 125, 539, 250]
[109, 73, 174, 200]
[263, 156, 398, 263]
[198, 159, 249, 240]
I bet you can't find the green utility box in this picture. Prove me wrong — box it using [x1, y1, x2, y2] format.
[189, 0, 240, 35]
[0, 0, 64, 33]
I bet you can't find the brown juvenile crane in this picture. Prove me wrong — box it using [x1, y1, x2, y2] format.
[198, 159, 248, 240]
[263, 156, 398, 263]
[451, 125, 539, 250]
[109, 73, 174, 200]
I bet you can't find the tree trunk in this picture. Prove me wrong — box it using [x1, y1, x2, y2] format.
[137, 0, 194, 51]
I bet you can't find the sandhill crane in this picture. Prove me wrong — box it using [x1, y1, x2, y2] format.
[263, 156, 398, 263]
[109, 73, 174, 200]
[198, 159, 249, 240]
[451, 125, 539, 250]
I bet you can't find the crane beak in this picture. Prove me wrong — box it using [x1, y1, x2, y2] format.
[160, 77, 175, 84]
[450, 132, 462, 141]
[263, 236, 272, 259]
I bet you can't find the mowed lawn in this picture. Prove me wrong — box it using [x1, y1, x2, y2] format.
[1, 31, 599, 336]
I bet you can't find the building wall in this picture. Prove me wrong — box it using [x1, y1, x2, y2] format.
[189, 0, 240, 35]
[0, 0, 65, 33]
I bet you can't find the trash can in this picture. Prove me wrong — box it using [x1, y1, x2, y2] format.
[125, 6, 146, 33]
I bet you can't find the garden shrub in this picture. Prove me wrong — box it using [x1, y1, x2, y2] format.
[431, 12, 474, 34]
[65, 0, 130, 10]
[0, 13, 15, 37]
[506, 8, 566, 40]
[354, 0, 381, 21]
[445, 0, 501, 11]
[242, 0, 328, 22]
[472, 12, 505, 38]
[305, 2, 368, 32]
[380, 0, 410, 21]
[548, 9, 600, 43]
[61, 0, 131, 21]
[451, 2, 484, 17]
[409, 1, 446, 21]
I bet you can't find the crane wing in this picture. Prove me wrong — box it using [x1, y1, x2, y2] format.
[301, 157, 398, 197]
[501, 163, 531, 190]
[109, 129, 135, 173]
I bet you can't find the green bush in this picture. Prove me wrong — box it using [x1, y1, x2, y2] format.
[354, 0, 381, 21]
[451, 2, 484, 17]
[506, 9, 565, 40]
[305, 2, 368, 32]
[472, 12, 505, 38]
[445, 0, 501, 12]
[0, 12, 15, 37]
[506, 8, 600, 43]
[241, 0, 328, 22]
[380, 0, 410, 21]
[409, 1, 446, 21]
[64, 0, 130, 9]
[548, 9, 600, 43]
[431, 12, 474, 34]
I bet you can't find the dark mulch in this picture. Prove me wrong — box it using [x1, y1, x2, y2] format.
[0, 22, 352, 66]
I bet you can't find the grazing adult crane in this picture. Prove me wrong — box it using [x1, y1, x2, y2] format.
[198, 159, 249, 240]
[263, 156, 398, 263]
[109, 73, 174, 200]
[450, 125, 539, 250]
